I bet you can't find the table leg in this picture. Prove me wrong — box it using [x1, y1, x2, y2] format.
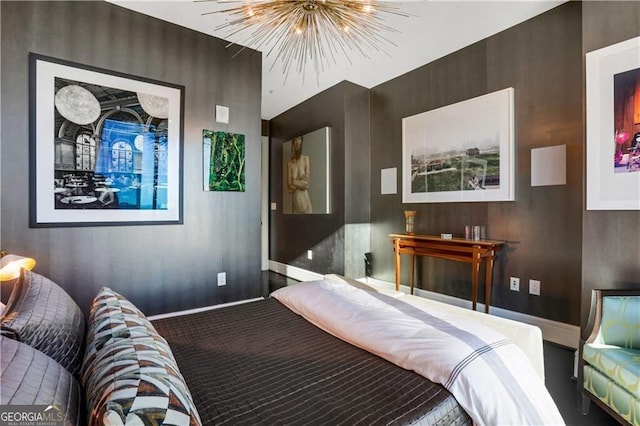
[471, 247, 481, 311]
[394, 238, 401, 292]
[410, 254, 415, 295]
[484, 250, 495, 314]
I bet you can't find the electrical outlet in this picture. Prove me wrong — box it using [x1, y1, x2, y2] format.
[509, 277, 520, 291]
[529, 279, 540, 296]
[217, 272, 226, 286]
[307, 250, 313, 260]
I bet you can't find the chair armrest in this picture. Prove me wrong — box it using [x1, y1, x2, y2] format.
[582, 290, 603, 344]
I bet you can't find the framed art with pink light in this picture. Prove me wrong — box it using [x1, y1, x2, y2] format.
[586, 36, 640, 210]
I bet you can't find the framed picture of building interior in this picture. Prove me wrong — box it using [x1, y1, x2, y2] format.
[586, 36, 640, 210]
[402, 88, 515, 203]
[29, 53, 185, 227]
[282, 126, 331, 214]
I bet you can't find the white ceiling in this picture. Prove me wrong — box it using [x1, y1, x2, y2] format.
[107, 1, 565, 120]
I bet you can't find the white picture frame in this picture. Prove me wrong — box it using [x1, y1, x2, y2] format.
[402, 88, 515, 203]
[30, 53, 184, 226]
[586, 36, 640, 210]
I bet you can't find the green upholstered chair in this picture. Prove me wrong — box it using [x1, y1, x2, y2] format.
[581, 289, 640, 426]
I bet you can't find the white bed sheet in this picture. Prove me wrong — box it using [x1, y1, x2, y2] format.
[323, 274, 545, 381]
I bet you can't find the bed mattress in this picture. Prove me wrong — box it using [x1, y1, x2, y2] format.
[152, 298, 471, 425]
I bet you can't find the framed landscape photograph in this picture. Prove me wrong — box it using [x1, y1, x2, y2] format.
[402, 88, 515, 203]
[586, 36, 640, 210]
[29, 53, 184, 227]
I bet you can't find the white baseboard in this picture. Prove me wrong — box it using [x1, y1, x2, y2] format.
[271, 264, 581, 349]
[148, 297, 264, 321]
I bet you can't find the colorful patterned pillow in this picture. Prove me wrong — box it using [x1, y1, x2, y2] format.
[84, 287, 157, 356]
[0, 270, 85, 376]
[83, 287, 201, 425]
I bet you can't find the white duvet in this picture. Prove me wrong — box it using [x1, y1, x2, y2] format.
[272, 279, 564, 426]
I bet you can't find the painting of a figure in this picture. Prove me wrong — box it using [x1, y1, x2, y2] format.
[287, 135, 312, 213]
[282, 127, 330, 214]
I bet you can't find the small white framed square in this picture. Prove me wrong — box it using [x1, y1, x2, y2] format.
[381, 167, 397, 195]
[216, 105, 229, 124]
[531, 145, 566, 187]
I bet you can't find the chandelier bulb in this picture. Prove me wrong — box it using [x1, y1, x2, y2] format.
[303, 1, 319, 12]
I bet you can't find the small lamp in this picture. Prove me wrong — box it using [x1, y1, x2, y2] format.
[0, 251, 36, 281]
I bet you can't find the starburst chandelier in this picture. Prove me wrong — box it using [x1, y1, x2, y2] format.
[201, 0, 410, 82]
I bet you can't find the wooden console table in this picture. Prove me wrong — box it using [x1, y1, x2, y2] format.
[389, 234, 505, 313]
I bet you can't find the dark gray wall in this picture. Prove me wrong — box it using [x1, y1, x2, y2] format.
[369, 41, 491, 305]
[580, 1, 640, 329]
[269, 2, 587, 326]
[266, 2, 639, 329]
[269, 81, 370, 277]
[0, 1, 263, 315]
[344, 85, 371, 278]
[369, 2, 584, 325]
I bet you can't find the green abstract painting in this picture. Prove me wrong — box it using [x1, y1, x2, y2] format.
[203, 130, 245, 192]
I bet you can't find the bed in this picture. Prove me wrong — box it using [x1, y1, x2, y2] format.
[0, 270, 563, 425]
[150, 275, 563, 426]
[152, 295, 469, 425]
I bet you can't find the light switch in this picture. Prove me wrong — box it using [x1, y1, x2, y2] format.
[217, 272, 227, 286]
